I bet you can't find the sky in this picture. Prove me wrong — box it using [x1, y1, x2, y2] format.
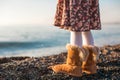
[0, 0, 120, 27]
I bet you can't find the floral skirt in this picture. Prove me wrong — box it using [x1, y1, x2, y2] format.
[54, 0, 101, 32]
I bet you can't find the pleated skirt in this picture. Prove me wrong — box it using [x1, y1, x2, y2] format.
[54, 0, 101, 32]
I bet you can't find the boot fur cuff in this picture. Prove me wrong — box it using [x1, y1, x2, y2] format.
[82, 45, 100, 62]
[66, 44, 81, 51]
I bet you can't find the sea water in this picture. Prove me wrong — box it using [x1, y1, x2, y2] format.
[0, 24, 120, 57]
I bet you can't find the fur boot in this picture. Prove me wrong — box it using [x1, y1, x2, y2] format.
[81, 45, 99, 74]
[49, 44, 84, 77]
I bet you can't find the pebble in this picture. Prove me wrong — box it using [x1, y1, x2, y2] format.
[0, 44, 120, 80]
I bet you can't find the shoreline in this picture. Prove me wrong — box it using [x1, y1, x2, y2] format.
[0, 44, 120, 80]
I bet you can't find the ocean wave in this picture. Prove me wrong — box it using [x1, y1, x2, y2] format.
[0, 42, 53, 49]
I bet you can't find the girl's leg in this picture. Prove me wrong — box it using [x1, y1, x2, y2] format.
[81, 31, 99, 74]
[82, 31, 94, 46]
[70, 31, 82, 47]
[70, 31, 83, 78]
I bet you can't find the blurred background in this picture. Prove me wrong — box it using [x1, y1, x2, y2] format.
[0, 0, 120, 57]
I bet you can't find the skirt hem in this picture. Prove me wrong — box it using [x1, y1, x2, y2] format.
[54, 25, 102, 32]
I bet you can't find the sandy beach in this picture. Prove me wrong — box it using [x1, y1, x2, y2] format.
[0, 44, 120, 80]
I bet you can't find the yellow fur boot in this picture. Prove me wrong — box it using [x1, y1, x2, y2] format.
[49, 44, 84, 77]
[81, 45, 99, 74]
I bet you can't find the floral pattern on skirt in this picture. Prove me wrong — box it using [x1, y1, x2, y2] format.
[54, 0, 101, 32]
